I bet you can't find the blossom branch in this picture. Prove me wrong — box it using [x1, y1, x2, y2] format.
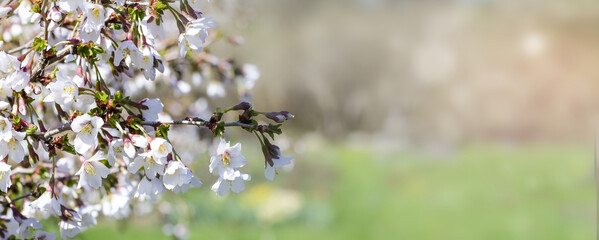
[31, 119, 263, 140]
[31, 45, 76, 80]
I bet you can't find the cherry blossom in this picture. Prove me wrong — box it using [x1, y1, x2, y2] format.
[0, 0, 294, 237]
[162, 161, 193, 190]
[0, 130, 27, 163]
[0, 51, 20, 74]
[114, 40, 143, 67]
[75, 151, 110, 189]
[134, 177, 164, 201]
[129, 152, 166, 177]
[209, 140, 247, 180]
[0, 162, 11, 192]
[0, 116, 12, 141]
[211, 170, 251, 197]
[149, 137, 172, 161]
[59, 211, 82, 239]
[71, 114, 104, 154]
[140, 98, 163, 121]
[29, 191, 62, 218]
[265, 155, 294, 181]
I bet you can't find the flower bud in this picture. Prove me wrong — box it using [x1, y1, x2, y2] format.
[265, 111, 293, 123]
[230, 102, 252, 111]
[49, 6, 64, 22]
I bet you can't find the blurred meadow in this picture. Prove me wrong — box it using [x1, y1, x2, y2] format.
[82, 0, 598, 239]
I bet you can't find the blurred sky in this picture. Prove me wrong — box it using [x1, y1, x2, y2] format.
[206, 0, 599, 149]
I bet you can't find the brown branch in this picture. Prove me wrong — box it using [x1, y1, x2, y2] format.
[31, 119, 260, 140]
[31, 45, 76, 80]
[140, 119, 259, 130]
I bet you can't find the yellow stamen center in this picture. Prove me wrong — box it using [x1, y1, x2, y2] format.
[80, 123, 92, 136]
[63, 86, 76, 95]
[146, 157, 157, 169]
[7, 137, 17, 151]
[221, 152, 231, 167]
[92, 8, 100, 18]
[84, 162, 96, 176]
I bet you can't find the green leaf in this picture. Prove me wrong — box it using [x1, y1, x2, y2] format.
[155, 1, 169, 11]
[11, 116, 20, 125]
[38, 187, 47, 195]
[96, 91, 109, 102]
[114, 91, 123, 102]
[213, 122, 225, 137]
[25, 125, 38, 136]
[61, 136, 77, 155]
[32, 37, 47, 52]
[156, 124, 170, 138]
[77, 45, 93, 57]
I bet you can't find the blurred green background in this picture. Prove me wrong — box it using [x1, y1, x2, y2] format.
[71, 0, 599, 239]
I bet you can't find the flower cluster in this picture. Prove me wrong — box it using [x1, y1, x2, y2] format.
[0, 0, 294, 239]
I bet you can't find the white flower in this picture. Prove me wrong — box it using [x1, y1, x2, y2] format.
[79, 205, 101, 230]
[162, 161, 193, 190]
[59, 211, 81, 239]
[130, 134, 148, 148]
[73, 94, 97, 114]
[29, 191, 62, 218]
[172, 175, 202, 194]
[18, 217, 42, 239]
[139, 47, 155, 80]
[149, 137, 171, 161]
[140, 98, 163, 121]
[188, 17, 215, 43]
[35, 230, 57, 240]
[75, 151, 110, 189]
[0, 116, 12, 141]
[122, 137, 137, 159]
[140, 16, 165, 42]
[0, 79, 13, 103]
[102, 174, 134, 219]
[58, 0, 86, 13]
[56, 157, 76, 175]
[134, 177, 164, 201]
[58, 186, 76, 206]
[82, 3, 105, 32]
[71, 114, 104, 154]
[0, 7, 12, 19]
[0, 130, 27, 163]
[265, 155, 294, 181]
[209, 140, 247, 180]
[3, 214, 19, 237]
[80, 27, 102, 43]
[211, 170, 250, 197]
[44, 75, 79, 109]
[113, 40, 142, 66]
[107, 138, 127, 166]
[101, 193, 131, 219]
[0, 162, 11, 192]
[177, 17, 216, 57]
[6, 69, 29, 91]
[177, 33, 204, 57]
[128, 152, 165, 176]
[0, 51, 20, 73]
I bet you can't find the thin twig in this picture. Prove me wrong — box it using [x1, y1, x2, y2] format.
[31, 45, 76, 80]
[31, 119, 260, 140]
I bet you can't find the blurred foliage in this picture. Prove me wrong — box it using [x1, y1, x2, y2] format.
[43, 143, 595, 239]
